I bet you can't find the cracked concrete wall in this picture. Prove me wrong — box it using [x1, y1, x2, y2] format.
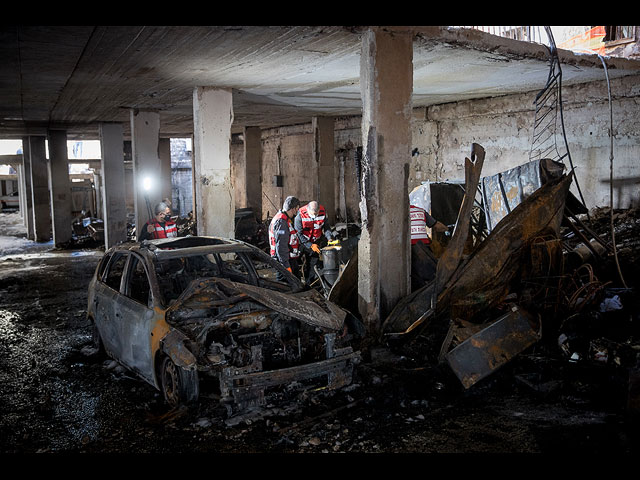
[230, 118, 362, 224]
[260, 124, 314, 219]
[413, 74, 640, 210]
[229, 124, 313, 222]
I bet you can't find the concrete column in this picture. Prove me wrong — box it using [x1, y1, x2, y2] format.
[47, 130, 73, 246]
[191, 134, 197, 217]
[159, 137, 173, 207]
[99, 123, 128, 248]
[130, 109, 162, 239]
[358, 27, 413, 332]
[193, 87, 234, 238]
[312, 116, 336, 224]
[28, 136, 51, 242]
[20, 137, 34, 239]
[243, 126, 262, 219]
[16, 163, 25, 221]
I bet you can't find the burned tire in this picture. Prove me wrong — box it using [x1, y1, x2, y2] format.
[160, 356, 199, 407]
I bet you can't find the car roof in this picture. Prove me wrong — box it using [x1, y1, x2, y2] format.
[108, 236, 257, 260]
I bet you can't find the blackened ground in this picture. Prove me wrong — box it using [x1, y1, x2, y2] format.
[1, 211, 639, 458]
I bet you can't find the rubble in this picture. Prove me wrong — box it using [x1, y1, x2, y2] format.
[71, 216, 104, 246]
[378, 146, 639, 409]
[1, 177, 639, 453]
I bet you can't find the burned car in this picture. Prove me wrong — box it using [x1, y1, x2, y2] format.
[87, 236, 362, 412]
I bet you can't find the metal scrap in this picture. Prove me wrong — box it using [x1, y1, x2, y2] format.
[435, 143, 485, 297]
[444, 306, 542, 389]
[161, 329, 198, 370]
[380, 157, 575, 390]
[213, 278, 347, 331]
[437, 173, 572, 321]
[482, 159, 543, 231]
[384, 148, 574, 334]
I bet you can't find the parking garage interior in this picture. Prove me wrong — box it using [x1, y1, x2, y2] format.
[1, 25, 640, 456]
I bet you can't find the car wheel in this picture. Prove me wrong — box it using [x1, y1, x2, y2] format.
[160, 356, 199, 407]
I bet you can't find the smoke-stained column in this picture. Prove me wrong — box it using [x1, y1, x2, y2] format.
[243, 126, 262, 219]
[313, 116, 336, 224]
[28, 136, 51, 242]
[358, 27, 413, 332]
[193, 87, 234, 238]
[47, 129, 73, 246]
[159, 137, 173, 207]
[20, 137, 34, 239]
[99, 123, 128, 248]
[130, 110, 161, 239]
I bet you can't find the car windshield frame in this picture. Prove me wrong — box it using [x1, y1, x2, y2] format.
[148, 240, 304, 307]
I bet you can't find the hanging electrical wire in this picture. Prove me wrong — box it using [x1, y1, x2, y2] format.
[597, 54, 628, 289]
[529, 27, 590, 220]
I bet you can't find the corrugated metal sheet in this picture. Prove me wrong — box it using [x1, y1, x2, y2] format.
[482, 160, 543, 232]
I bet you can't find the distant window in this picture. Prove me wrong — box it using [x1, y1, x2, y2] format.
[603, 26, 635, 43]
[104, 253, 127, 291]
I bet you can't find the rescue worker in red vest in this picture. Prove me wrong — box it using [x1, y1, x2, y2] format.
[410, 203, 448, 290]
[410, 204, 448, 246]
[294, 200, 335, 285]
[269, 195, 301, 281]
[139, 202, 178, 241]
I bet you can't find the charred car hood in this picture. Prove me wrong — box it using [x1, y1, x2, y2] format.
[166, 277, 347, 331]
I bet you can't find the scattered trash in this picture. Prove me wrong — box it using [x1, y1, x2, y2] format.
[600, 295, 623, 312]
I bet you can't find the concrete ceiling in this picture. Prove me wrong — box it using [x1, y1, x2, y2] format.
[2, 25, 639, 140]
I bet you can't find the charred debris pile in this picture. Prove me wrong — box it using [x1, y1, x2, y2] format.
[370, 144, 639, 409]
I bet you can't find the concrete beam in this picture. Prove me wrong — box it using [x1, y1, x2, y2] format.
[99, 123, 128, 248]
[47, 130, 73, 246]
[193, 87, 234, 238]
[313, 116, 336, 224]
[28, 136, 51, 242]
[0, 154, 22, 166]
[358, 27, 413, 332]
[130, 110, 162, 238]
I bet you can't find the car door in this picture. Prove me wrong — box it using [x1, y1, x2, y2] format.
[93, 252, 129, 360]
[116, 253, 156, 383]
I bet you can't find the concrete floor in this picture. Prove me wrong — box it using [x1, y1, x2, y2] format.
[1, 211, 640, 456]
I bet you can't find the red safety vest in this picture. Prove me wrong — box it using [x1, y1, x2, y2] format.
[298, 204, 326, 242]
[147, 219, 178, 239]
[269, 211, 300, 258]
[410, 204, 431, 245]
